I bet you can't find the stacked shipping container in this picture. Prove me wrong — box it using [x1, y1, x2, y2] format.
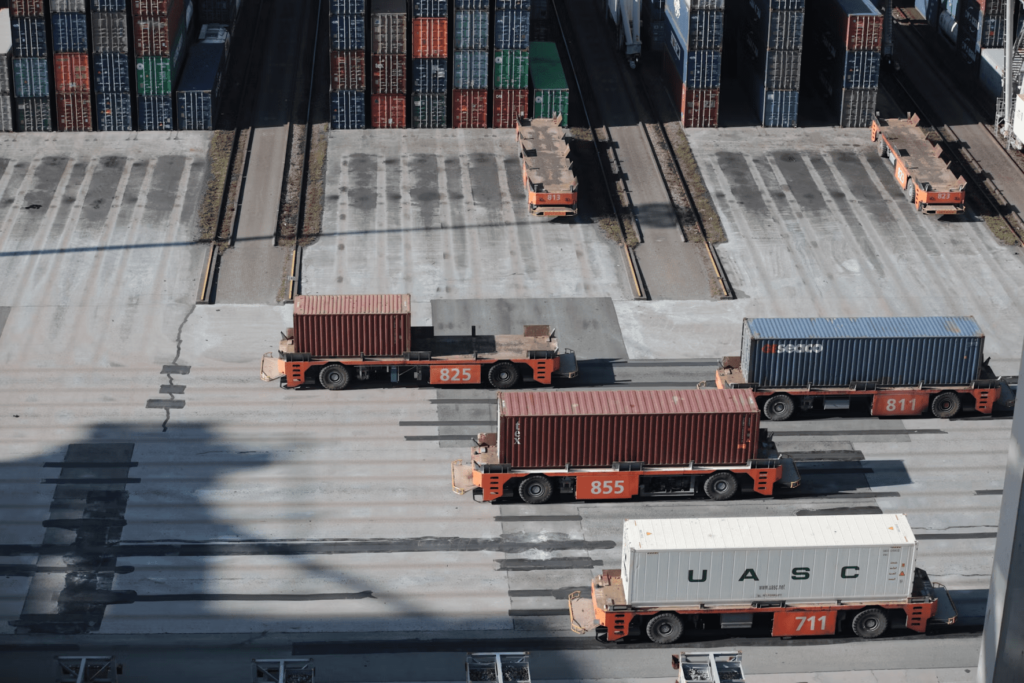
[93, 0, 134, 131]
[665, 0, 723, 127]
[11, 0, 53, 130]
[492, 0, 528, 128]
[808, 0, 881, 127]
[452, 0, 488, 127]
[196, 0, 239, 24]
[175, 23, 228, 129]
[411, 0, 447, 128]
[52, 0, 93, 131]
[134, 0, 194, 130]
[0, 9, 14, 132]
[370, 0, 407, 128]
[528, 40, 566, 123]
[330, 0, 367, 129]
[742, 0, 803, 128]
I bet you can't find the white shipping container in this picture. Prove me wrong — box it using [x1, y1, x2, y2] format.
[621, 515, 917, 608]
[1012, 93, 1024, 144]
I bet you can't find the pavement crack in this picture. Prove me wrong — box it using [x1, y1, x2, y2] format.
[160, 304, 196, 433]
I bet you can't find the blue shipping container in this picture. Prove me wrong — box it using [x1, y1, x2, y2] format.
[52, 13, 90, 54]
[751, 0, 804, 11]
[412, 0, 447, 17]
[137, 95, 174, 130]
[176, 41, 227, 130]
[196, 0, 240, 24]
[11, 18, 47, 59]
[496, 0, 531, 10]
[454, 0, 488, 8]
[749, 7, 803, 52]
[666, 26, 722, 88]
[454, 10, 490, 50]
[330, 0, 367, 14]
[96, 92, 133, 131]
[13, 58, 49, 98]
[93, 52, 132, 93]
[685, 0, 725, 8]
[331, 90, 366, 129]
[331, 15, 366, 51]
[412, 58, 447, 93]
[668, 4, 723, 52]
[90, 0, 127, 10]
[452, 50, 488, 89]
[755, 88, 799, 127]
[841, 49, 880, 89]
[740, 317, 985, 388]
[494, 10, 529, 50]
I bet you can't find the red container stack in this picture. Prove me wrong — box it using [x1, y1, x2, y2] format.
[332, 50, 366, 91]
[370, 0, 407, 128]
[292, 294, 412, 357]
[491, 88, 528, 128]
[452, 88, 486, 128]
[57, 93, 93, 131]
[495, 389, 761, 469]
[53, 5, 92, 131]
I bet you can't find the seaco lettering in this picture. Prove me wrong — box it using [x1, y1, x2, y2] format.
[762, 343, 824, 354]
[684, 566, 863, 582]
[514, 420, 521, 445]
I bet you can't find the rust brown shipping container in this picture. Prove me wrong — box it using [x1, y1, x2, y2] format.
[134, 0, 188, 57]
[452, 89, 487, 128]
[133, 0, 174, 15]
[491, 88, 528, 128]
[496, 389, 760, 469]
[9, 0, 45, 17]
[293, 294, 412, 357]
[825, 0, 883, 52]
[56, 93, 93, 131]
[370, 93, 407, 128]
[53, 53, 92, 94]
[332, 50, 366, 91]
[412, 18, 447, 58]
[371, 53, 407, 94]
[680, 85, 719, 128]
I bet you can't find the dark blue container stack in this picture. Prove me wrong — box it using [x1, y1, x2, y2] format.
[743, 0, 803, 128]
[10, 0, 52, 131]
[175, 24, 228, 129]
[0, 9, 15, 132]
[807, 0, 881, 127]
[330, 0, 367, 129]
[196, 0, 239, 24]
[978, 0, 1004, 49]
[664, 0, 723, 127]
[92, 0, 133, 131]
[452, 0, 489, 127]
[411, 0, 447, 129]
[641, 0, 668, 53]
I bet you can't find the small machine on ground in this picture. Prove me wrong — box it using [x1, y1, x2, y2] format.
[516, 116, 578, 217]
[672, 651, 746, 683]
[465, 653, 530, 683]
[871, 114, 966, 214]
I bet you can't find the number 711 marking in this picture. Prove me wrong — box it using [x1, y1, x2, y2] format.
[795, 615, 828, 631]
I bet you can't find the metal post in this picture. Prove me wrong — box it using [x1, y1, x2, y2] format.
[1005, 0, 1015, 146]
[977, 341, 1024, 682]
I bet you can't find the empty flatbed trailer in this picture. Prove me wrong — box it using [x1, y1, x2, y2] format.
[871, 114, 966, 214]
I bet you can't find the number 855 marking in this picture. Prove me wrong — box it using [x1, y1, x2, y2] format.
[590, 480, 625, 495]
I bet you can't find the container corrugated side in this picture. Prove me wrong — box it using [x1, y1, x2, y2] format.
[136, 94, 173, 129]
[196, 0, 239, 24]
[496, 0, 530, 8]
[330, 14, 366, 52]
[330, 0, 367, 15]
[331, 50, 366, 91]
[11, 17, 47, 58]
[175, 40, 226, 130]
[756, 87, 799, 127]
[823, 0, 882, 52]
[56, 91, 92, 130]
[371, 13, 408, 54]
[412, 17, 447, 58]
[92, 12, 131, 54]
[93, 0, 128, 11]
[0, 11, 11, 95]
[621, 515, 917, 608]
[411, 91, 445, 128]
[493, 49, 528, 89]
[15, 95, 51, 130]
[454, 10, 489, 50]
[54, 53, 92, 93]
[761, 8, 804, 51]
[52, 12, 90, 53]
[96, 91, 133, 130]
[740, 317, 985, 388]
[454, 0, 487, 8]
[496, 389, 761, 469]
[331, 89, 366, 129]
[839, 49, 880, 89]
[132, 0, 175, 14]
[750, 0, 804, 11]
[411, 57, 446, 92]
[667, 3, 723, 52]
[494, 9, 529, 50]
[531, 86, 567, 124]
[370, 53, 407, 94]
[452, 49, 488, 89]
[0, 95, 14, 131]
[134, 0, 190, 57]
[451, 88, 486, 128]
[528, 41, 566, 89]
[51, 0, 88, 11]
[762, 49, 800, 90]
[666, 26, 721, 89]
[10, 0, 47, 16]
[292, 294, 412, 356]
[839, 86, 876, 127]
[13, 57, 49, 98]
[663, 53, 719, 126]
[492, 87, 527, 127]
[411, 0, 446, 17]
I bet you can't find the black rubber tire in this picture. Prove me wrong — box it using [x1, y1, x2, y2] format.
[877, 140, 887, 158]
[931, 391, 961, 418]
[518, 475, 554, 504]
[646, 613, 684, 644]
[763, 394, 795, 421]
[905, 178, 915, 203]
[488, 362, 520, 389]
[703, 472, 739, 501]
[319, 364, 350, 391]
[851, 608, 889, 638]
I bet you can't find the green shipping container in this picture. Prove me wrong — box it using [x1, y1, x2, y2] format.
[528, 41, 568, 126]
[493, 49, 529, 90]
[135, 10, 191, 96]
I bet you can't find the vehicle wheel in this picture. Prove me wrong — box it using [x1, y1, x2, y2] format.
[905, 178, 915, 203]
[931, 391, 961, 418]
[518, 475, 553, 504]
[703, 472, 739, 501]
[488, 362, 520, 389]
[851, 608, 888, 638]
[877, 140, 887, 158]
[319, 364, 350, 391]
[763, 394, 795, 421]
[646, 613, 684, 644]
